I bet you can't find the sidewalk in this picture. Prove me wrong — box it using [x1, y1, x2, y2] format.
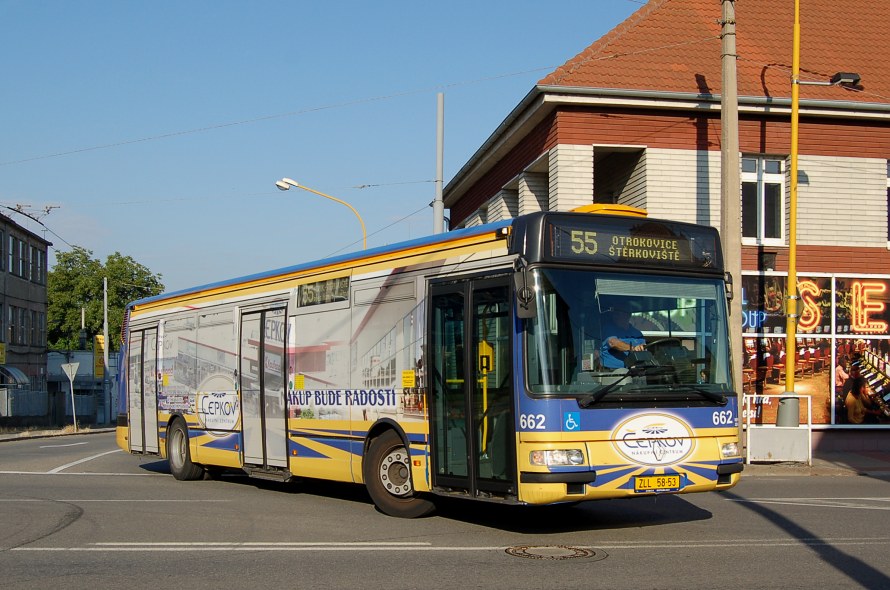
[2, 427, 888, 478]
[745, 450, 890, 478]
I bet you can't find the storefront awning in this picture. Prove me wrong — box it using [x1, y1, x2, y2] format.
[0, 365, 30, 385]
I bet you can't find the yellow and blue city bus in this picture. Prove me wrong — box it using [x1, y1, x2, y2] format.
[117, 205, 742, 517]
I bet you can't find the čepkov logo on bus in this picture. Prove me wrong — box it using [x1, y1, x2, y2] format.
[611, 413, 695, 466]
[196, 375, 240, 433]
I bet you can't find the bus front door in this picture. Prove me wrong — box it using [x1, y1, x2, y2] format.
[429, 276, 515, 499]
[240, 308, 288, 470]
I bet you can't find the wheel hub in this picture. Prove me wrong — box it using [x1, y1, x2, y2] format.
[379, 449, 412, 497]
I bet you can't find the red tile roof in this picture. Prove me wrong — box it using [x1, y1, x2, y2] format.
[540, 0, 888, 105]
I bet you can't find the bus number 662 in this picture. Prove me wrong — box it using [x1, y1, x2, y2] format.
[520, 413, 546, 429]
[712, 410, 735, 426]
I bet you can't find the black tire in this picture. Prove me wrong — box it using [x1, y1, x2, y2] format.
[363, 430, 435, 518]
[167, 419, 204, 481]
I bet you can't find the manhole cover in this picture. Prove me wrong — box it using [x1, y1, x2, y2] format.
[505, 545, 607, 561]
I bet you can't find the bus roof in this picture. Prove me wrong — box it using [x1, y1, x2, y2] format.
[128, 218, 513, 310]
[128, 209, 723, 312]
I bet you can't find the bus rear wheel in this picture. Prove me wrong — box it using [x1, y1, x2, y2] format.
[167, 419, 204, 481]
[364, 430, 435, 518]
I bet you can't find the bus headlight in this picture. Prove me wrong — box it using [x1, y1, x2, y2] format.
[530, 449, 585, 467]
[721, 442, 740, 458]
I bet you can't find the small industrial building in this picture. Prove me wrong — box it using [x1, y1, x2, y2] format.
[0, 213, 50, 424]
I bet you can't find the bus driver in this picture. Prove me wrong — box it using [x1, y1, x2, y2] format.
[600, 306, 646, 370]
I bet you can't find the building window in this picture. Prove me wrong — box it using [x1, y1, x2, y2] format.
[18, 239, 25, 277]
[8, 235, 14, 275]
[38, 311, 46, 346]
[8, 306, 15, 344]
[18, 308, 26, 346]
[886, 161, 889, 243]
[36, 249, 44, 284]
[742, 157, 785, 244]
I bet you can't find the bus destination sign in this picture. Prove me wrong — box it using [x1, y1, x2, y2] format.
[547, 218, 721, 271]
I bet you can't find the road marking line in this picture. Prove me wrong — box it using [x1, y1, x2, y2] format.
[39, 442, 88, 448]
[739, 497, 890, 501]
[14, 538, 890, 552]
[48, 449, 122, 473]
[0, 499, 226, 503]
[0, 471, 159, 477]
[93, 542, 431, 546]
[730, 498, 890, 510]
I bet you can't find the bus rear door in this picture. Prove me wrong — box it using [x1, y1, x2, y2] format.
[127, 327, 160, 454]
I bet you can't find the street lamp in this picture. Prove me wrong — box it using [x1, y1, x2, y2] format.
[778, 0, 860, 427]
[798, 72, 861, 87]
[275, 178, 367, 249]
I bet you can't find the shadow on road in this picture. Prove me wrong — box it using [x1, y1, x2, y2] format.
[137, 459, 170, 474]
[134, 459, 711, 532]
[430, 493, 711, 533]
[195, 469, 711, 531]
[724, 490, 890, 588]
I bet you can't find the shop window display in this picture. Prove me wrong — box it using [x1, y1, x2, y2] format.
[742, 273, 890, 426]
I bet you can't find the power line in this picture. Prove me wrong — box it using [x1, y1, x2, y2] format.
[325, 204, 430, 257]
[48, 180, 434, 208]
[1, 205, 76, 249]
[0, 68, 557, 168]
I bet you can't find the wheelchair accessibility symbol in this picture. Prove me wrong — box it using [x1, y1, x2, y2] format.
[564, 412, 580, 431]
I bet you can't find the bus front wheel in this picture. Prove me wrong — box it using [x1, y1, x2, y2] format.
[363, 430, 434, 518]
[167, 419, 204, 481]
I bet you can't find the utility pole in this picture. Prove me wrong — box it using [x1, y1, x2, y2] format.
[103, 277, 110, 425]
[720, 0, 743, 411]
[433, 92, 445, 234]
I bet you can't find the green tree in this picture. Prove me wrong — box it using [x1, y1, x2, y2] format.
[47, 247, 164, 350]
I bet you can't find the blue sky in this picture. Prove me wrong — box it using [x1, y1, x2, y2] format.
[1, 0, 642, 292]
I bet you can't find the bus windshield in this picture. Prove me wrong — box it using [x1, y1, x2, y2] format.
[524, 269, 733, 403]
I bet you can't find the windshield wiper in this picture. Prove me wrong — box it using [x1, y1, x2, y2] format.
[578, 368, 728, 408]
[578, 372, 632, 408]
[577, 365, 669, 408]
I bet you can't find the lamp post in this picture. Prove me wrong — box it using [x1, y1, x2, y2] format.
[275, 178, 367, 249]
[777, 0, 860, 427]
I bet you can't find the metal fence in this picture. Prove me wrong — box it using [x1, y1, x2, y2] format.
[0, 388, 47, 417]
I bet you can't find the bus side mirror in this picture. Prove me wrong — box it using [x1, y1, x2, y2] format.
[724, 271, 733, 302]
[513, 270, 537, 319]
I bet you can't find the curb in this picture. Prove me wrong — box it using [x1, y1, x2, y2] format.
[0, 428, 116, 443]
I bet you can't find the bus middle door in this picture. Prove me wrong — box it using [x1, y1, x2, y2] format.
[240, 307, 288, 471]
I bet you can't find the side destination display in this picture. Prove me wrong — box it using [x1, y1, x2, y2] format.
[546, 216, 722, 272]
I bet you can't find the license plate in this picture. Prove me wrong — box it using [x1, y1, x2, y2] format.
[634, 474, 682, 493]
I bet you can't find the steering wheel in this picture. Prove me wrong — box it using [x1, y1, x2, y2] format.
[645, 338, 683, 349]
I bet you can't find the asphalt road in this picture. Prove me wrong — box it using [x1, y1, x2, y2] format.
[2, 432, 889, 589]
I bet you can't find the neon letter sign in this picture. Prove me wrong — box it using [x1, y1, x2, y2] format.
[797, 280, 822, 332]
[851, 281, 888, 334]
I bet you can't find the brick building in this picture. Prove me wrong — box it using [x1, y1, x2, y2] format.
[443, 0, 890, 444]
